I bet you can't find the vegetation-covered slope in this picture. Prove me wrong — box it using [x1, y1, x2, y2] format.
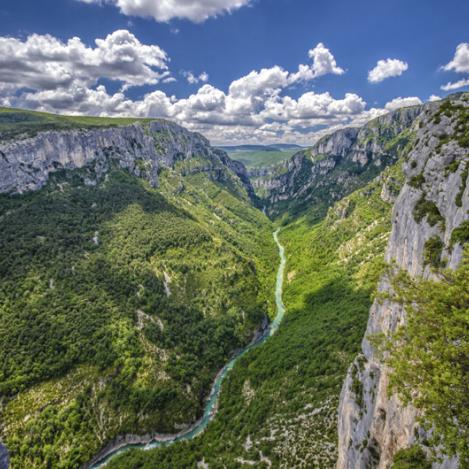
[1, 94, 466, 469]
[386, 254, 469, 466]
[0, 107, 150, 140]
[0, 133, 276, 468]
[337, 92, 468, 469]
[105, 161, 402, 468]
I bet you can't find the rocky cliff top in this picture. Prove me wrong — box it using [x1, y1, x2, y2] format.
[0, 116, 253, 198]
[258, 101, 428, 220]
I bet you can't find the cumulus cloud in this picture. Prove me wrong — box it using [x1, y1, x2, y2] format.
[182, 70, 209, 84]
[428, 94, 441, 102]
[229, 66, 289, 98]
[291, 92, 365, 119]
[440, 78, 469, 91]
[0, 31, 387, 144]
[78, 0, 252, 23]
[0, 30, 170, 92]
[368, 58, 408, 83]
[384, 96, 422, 111]
[289, 42, 345, 83]
[16, 77, 374, 144]
[442, 43, 469, 73]
[308, 42, 345, 77]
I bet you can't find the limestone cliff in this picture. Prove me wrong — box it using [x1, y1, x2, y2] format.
[337, 94, 468, 468]
[0, 119, 253, 197]
[260, 105, 423, 219]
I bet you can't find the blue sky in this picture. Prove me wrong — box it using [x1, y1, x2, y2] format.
[0, 0, 468, 144]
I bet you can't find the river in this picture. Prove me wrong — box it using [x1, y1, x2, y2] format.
[89, 229, 286, 468]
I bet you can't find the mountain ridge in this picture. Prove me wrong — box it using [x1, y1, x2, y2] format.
[256, 103, 426, 221]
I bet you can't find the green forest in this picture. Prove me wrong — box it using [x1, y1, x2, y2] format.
[0, 163, 276, 468]
[385, 254, 469, 466]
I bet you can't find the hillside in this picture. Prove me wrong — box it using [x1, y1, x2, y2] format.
[0, 115, 277, 468]
[0, 107, 150, 141]
[105, 161, 402, 468]
[338, 93, 469, 469]
[220, 144, 300, 171]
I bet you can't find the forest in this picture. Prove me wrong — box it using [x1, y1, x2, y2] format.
[0, 165, 276, 468]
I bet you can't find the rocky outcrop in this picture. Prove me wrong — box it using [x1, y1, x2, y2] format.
[0, 119, 253, 197]
[261, 104, 424, 218]
[337, 94, 468, 468]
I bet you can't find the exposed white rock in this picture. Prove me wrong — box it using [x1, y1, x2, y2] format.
[337, 95, 468, 469]
[197, 458, 209, 469]
[0, 120, 253, 197]
[259, 104, 425, 214]
[163, 271, 172, 297]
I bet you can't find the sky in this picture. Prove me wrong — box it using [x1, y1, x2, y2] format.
[0, 0, 468, 145]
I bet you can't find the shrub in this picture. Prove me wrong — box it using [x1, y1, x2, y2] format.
[392, 445, 431, 469]
[455, 163, 468, 207]
[450, 220, 469, 247]
[413, 196, 444, 227]
[423, 236, 444, 268]
[409, 173, 425, 189]
[386, 255, 469, 465]
[445, 159, 459, 174]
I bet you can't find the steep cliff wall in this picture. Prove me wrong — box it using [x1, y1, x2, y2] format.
[260, 105, 424, 219]
[337, 95, 468, 468]
[0, 119, 252, 197]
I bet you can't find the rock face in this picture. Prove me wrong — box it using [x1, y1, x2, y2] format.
[0, 119, 253, 197]
[337, 95, 468, 468]
[261, 105, 424, 218]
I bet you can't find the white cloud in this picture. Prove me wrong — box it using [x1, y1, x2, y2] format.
[78, 0, 252, 23]
[199, 72, 209, 82]
[293, 92, 365, 119]
[442, 43, 469, 73]
[16, 79, 375, 145]
[440, 78, 469, 91]
[289, 42, 344, 83]
[0, 30, 170, 91]
[308, 42, 345, 77]
[0, 32, 386, 145]
[428, 94, 441, 102]
[21, 85, 135, 116]
[182, 70, 209, 84]
[384, 96, 422, 111]
[258, 91, 366, 126]
[229, 66, 289, 98]
[368, 58, 408, 83]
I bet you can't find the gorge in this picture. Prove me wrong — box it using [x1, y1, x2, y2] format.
[0, 92, 467, 469]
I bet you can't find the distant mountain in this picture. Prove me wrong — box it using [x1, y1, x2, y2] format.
[218, 144, 302, 153]
[269, 143, 303, 151]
